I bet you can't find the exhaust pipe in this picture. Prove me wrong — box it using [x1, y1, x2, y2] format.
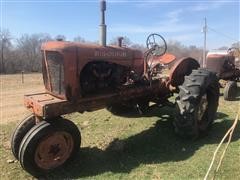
[100, 0, 107, 46]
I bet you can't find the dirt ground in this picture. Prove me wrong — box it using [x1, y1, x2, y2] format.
[0, 73, 44, 124]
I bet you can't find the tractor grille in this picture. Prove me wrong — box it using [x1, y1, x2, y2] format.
[42, 53, 49, 89]
[46, 52, 65, 95]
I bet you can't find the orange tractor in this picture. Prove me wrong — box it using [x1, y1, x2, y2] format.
[206, 48, 240, 100]
[11, 0, 220, 176]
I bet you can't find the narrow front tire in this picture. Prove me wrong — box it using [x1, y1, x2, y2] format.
[18, 118, 81, 177]
[11, 114, 35, 159]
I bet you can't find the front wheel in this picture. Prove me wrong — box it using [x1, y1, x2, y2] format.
[18, 117, 81, 177]
[11, 114, 36, 159]
[174, 68, 219, 139]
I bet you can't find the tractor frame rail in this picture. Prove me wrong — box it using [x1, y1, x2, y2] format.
[24, 92, 118, 119]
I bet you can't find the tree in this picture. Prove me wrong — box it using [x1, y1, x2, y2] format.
[109, 36, 132, 47]
[73, 36, 85, 43]
[131, 43, 146, 52]
[0, 29, 12, 73]
[231, 42, 240, 48]
[16, 33, 52, 72]
[217, 46, 228, 50]
[0, 29, 210, 74]
[167, 40, 186, 58]
[166, 40, 203, 63]
[55, 35, 66, 41]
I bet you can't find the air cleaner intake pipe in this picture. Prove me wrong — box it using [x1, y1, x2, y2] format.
[100, 0, 107, 46]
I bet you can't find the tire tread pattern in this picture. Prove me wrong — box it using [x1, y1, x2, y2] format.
[11, 114, 35, 159]
[18, 117, 81, 177]
[174, 68, 219, 138]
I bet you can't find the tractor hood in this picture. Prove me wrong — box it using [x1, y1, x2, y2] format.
[41, 41, 143, 61]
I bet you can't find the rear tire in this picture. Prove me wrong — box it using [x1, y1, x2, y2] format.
[11, 114, 35, 159]
[18, 117, 81, 177]
[174, 68, 219, 139]
[224, 81, 237, 101]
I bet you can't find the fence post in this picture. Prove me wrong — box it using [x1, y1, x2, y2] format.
[21, 71, 24, 84]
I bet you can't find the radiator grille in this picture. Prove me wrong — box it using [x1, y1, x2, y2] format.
[46, 52, 65, 95]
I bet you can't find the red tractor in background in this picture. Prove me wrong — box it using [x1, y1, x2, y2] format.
[11, 0, 220, 176]
[206, 47, 240, 100]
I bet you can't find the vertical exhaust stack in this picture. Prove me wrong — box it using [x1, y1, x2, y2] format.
[100, 0, 107, 46]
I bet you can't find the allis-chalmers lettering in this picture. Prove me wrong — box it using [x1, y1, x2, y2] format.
[94, 50, 127, 58]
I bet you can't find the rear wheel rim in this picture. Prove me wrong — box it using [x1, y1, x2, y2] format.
[197, 94, 208, 122]
[34, 131, 74, 170]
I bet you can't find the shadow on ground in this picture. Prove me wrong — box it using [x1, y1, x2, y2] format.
[44, 108, 240, 179]
[106, 102, 176, 118]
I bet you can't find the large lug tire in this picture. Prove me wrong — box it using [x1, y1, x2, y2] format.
[11, 114, 36, 159]
[224, 81, 237, 101]
[18, 117, 81, 177]
[174, 68, 219, 139]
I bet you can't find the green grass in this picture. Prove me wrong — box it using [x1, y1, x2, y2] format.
[0, 93, 240, 180]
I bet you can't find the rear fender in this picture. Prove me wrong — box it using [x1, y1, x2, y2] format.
[168, 57, 200, 87]
[148, 53, 176, 68]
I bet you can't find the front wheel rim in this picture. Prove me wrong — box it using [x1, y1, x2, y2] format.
[34, 131, 74, 170]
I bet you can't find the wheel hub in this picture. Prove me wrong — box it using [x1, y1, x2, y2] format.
[34, 131, 74, 170]
[48, 144, 60, 155]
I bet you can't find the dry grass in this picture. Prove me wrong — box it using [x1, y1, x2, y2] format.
[0, 73, 44, 124]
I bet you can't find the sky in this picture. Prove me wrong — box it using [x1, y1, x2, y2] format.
[1, 0, 239, 49]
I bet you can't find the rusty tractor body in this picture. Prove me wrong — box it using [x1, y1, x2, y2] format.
[206, 51, 240, 80]
[25, 41, 199, 119]
[11, 0, 220, 177]
[206, 49, 240, 100]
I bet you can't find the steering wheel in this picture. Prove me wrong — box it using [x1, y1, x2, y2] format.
[146, 33, 167, 56]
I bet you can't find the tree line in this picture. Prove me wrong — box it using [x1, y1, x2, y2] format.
[0, 29, 237, 74]
[0, 29, 89, 74]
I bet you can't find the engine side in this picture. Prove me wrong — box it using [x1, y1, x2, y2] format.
[41, 41, 144, 100]
[80, 61, 130, 96]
